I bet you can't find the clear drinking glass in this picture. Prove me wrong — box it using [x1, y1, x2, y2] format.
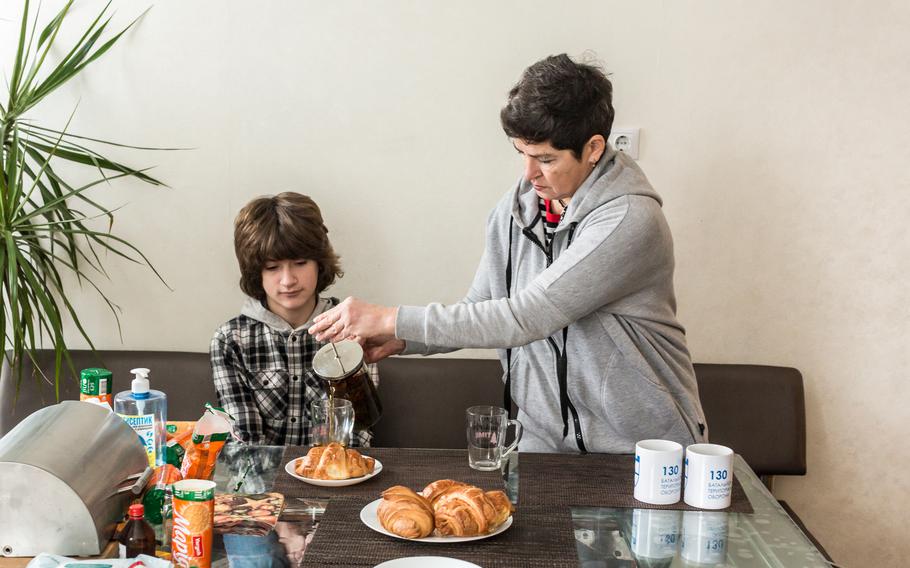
[310, 398, 354, 446]
[466, 405, 522, 471]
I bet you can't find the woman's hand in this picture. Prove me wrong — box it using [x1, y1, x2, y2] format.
[362, 337, 407, 363]
[308, 297, 398, 344]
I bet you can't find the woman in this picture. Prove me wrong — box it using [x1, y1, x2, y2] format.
[310, 54, 707, 454]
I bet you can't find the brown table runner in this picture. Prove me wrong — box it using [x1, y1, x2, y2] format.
[301, 497, 578, 568]
[273, 447, 505, 500]
[518, 452, 753, 513]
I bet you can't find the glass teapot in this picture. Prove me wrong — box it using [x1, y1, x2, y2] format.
[310, 340, 382, 431]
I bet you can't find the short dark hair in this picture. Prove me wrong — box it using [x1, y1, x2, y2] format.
[233, 192, 343, 301]
[500, 54, 614, 159]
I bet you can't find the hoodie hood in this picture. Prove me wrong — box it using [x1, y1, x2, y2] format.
[510, 146, 662, 229]
[240, 296, 334, 332]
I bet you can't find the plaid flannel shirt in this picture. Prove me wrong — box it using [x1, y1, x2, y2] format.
[211, 296, 378, 446]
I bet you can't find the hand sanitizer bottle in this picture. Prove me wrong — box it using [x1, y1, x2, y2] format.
[114, 368, 168, 467]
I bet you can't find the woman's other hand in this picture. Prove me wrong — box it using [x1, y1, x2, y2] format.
[308, 297, 398, 343]
[362, 337, 406, 363]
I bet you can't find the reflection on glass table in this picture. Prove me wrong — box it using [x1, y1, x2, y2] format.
[210, 444, 321, 568]
[209, 445, 829, 568]
[561, 456, 830, 567]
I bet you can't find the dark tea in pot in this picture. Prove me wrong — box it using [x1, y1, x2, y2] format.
[311, 340, 382, 432]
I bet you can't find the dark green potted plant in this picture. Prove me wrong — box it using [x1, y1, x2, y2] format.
[1, 0, 168, 397]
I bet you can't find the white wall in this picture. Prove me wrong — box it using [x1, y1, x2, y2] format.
[2, 1, 908, 565]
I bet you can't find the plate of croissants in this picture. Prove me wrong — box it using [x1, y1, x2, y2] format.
[361, 479, 514, 542]
[285, 442, 382, 486]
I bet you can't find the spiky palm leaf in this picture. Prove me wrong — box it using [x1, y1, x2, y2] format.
[2, 0, 169, 398]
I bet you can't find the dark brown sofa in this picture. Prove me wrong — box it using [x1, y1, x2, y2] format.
[0, 351, 218, 434]
[0, 351, 805, 479]
[372, 359, 807, 478]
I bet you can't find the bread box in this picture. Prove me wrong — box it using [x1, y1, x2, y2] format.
[0, 401, 151, 557]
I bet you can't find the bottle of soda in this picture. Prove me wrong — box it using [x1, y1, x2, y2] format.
[120, 503, 157, 558]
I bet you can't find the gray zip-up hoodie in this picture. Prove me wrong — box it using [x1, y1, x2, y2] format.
[396, 148, 707, 453]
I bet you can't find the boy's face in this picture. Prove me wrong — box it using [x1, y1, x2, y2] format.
[261, 259, 319, 325]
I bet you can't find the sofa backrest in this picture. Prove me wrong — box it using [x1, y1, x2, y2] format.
[0, 350, 216, 435]
[693, 363, 807, 476]
[371, 357, 502, 449]
[372, 358, 807, 478]
[1, 351, 806, 478]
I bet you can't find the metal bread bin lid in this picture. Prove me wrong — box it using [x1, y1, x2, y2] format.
[312, 340, 364, 380]
[0, 401, 149, 557]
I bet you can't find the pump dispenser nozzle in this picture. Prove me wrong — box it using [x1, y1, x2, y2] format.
[130, 367, 151, 400]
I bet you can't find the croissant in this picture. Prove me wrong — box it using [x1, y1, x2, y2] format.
[377, 486, 435, 539]
[484, 490, 514, 528]
[295, 443, 375, 480]
[421, 479, 468, 505]
[433, 484, 512, 537]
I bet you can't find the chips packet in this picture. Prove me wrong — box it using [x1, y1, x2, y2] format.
[142, 464, 183, 524]
[166, 421, 195, 468]
[141, 422, 195, 527]
[179, 404, 239, 481]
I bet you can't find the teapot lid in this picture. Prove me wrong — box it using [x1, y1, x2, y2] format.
[312, 340, 364, 380]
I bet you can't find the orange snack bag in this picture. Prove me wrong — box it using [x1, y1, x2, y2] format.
[180, 405, 237, 480]
[167, 421, 196, 468]
[172, 479, 215, 568]
[167, 421, 196, 444]
[145, 463, 183, 491]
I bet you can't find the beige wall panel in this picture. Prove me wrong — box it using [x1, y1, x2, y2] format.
[2, 1, 907, 564]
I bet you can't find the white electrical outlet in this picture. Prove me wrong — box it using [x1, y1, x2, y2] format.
[608, 128, 640, 160]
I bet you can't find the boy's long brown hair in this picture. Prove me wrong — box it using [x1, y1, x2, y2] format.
[234, 192, 342, 302]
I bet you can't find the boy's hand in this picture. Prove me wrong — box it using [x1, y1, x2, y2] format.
[308, 297, 397, 344]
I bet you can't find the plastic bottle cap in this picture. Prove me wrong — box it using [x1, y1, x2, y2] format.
[128, 503, 145, 519]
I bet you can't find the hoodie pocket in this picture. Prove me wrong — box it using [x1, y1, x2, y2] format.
[601, 352, 688, 442]
[505, 346, 525, 374]
[250, 369, 290, 420]
[501, 347, 527, 406]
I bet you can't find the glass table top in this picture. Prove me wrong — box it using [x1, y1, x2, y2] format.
[210, 445, 829, 567]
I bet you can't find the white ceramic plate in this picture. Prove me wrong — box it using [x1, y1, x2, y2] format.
[373, 558, 481, 568]
[360, 499, 513, 543]
[284, 456, 382, 487]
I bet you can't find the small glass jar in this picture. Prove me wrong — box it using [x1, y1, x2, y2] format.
[311, 341, 382, 430]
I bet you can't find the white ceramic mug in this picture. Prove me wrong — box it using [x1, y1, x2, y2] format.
[680, 511, 729, 564]
[633, 439, 683, 505]
[683, 443, 734, 509]
[630, 509, 682, 560]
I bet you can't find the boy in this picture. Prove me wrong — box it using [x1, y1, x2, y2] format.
[211, 192, 377, 446]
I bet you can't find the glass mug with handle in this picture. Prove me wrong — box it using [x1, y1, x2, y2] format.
[465, 405, 522, 471]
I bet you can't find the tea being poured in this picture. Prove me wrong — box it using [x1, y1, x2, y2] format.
[311, 340, 382, 442]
